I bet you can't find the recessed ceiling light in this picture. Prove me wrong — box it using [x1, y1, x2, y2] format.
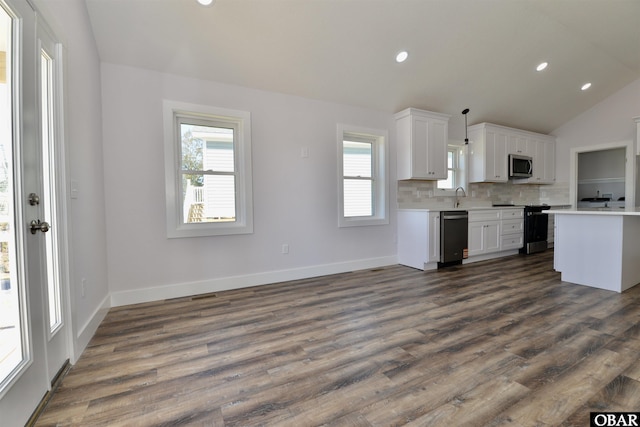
[536, 62, 548, 71]
[581, 82, 592, 91]
[395, 51, 408, 63]
[197, 0, 214, 6]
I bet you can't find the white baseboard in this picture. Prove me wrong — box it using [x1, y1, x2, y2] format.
[110, 255, 398, 307]
[73, 293, 110, 361]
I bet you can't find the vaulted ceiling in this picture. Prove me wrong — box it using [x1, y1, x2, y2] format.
[85, 0, 640, 136]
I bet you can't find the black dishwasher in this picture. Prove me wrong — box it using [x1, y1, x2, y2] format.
[439, 211, 468, 268]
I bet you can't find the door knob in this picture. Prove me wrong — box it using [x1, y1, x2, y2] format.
[28, 193, 40, 206]
[30, 220, 50, 234]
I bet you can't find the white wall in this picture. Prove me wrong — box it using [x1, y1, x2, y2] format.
[101, 64, 397, 305]
[552, 78, 640, 183]
[34, 0, 110, 356]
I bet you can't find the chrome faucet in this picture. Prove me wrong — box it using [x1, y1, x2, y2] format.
[455, 186, 466, 208]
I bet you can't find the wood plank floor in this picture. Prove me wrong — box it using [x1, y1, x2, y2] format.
[36, 251, 640, 426]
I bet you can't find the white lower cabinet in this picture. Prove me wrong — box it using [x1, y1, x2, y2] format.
[468, 211, 500, 257]
[397, 210, 440, 270]
[399, 208, 524, 270]
[427, 212, 441, 264]
[501, 219, 524, 250]
[467, 208, 523, 262]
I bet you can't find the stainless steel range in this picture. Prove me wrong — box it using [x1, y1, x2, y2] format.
[520, 205, 550, 254]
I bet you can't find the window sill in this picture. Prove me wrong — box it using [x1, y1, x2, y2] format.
[167, 221, 254, 238]
[338, 216, 389, 228]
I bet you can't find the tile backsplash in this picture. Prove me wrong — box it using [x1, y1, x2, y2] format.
[398, 180, 570, 209]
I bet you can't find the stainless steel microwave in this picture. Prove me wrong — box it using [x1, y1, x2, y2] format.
[509, 154, 533, 178]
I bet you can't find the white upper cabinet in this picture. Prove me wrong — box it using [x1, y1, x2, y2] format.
[537, 138, 556, 184]
[395, 108, 450, 180]
[469, 122, 556, 184]
[468, 124, 509, 182]
[507, 134, 535, 157]
[513, 136, 556, 185]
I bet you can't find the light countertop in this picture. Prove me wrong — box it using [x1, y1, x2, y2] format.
[398, 204, 570, 212]
[398, 206, 524, 212]
[548, 207, 640, 216]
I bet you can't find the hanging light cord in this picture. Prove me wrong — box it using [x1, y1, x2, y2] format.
[462, 108, 470, 145]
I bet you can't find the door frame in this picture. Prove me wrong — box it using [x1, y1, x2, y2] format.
[569, 140, 635, 209]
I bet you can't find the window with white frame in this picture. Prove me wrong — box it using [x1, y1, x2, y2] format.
[438, 145, 464, 190]
[338, 125, 388, 227]
[163, 101, 253, 238]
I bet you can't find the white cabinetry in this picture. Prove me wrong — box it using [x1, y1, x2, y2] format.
[395, 108, 450, 180]
[397, 210, 441, 270]
[467, 210, 501, 257]
[537, 139, 556, 183]
[467, 208, 523, 261]
[468, 124, 509, 182]
[507, 134, 531, 156]
[400, 208, 525, 270]
[469, 123, 555, 184]
[512, 136, 556, 184]
[500, 209, 524, 250]
[427, 212, 441, 264]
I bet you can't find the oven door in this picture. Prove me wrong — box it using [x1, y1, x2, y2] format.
[523, 211, 548, 253]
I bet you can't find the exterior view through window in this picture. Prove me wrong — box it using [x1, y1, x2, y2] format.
[337, 125, 387, 228]
[342, 138, 374, 217]
[164, 101, 252, 238]
[181, 123, 236, 223]
[41, 48, 62, 333]
[438, 148, 456, 189]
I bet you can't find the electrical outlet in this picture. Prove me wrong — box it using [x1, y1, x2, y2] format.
[282, 244, 289, 254]
[81, 278, 86, 297]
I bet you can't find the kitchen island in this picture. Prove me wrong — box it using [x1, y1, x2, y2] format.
[549, 207, 640, 292]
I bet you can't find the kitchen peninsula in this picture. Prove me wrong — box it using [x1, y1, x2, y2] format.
[549, 207, 640, 292]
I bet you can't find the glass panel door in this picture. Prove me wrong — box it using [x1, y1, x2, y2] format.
[38, 19, 69, 382]
[0, 0, 69, 424]
[0, 0, 26, 392]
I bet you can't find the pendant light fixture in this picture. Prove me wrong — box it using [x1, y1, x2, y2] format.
[462, 108, 470, 145]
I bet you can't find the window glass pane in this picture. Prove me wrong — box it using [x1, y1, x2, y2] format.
[438, 147, 458, 190]
[437, 170, 454, 189]
[41, 49, 62, 333]
[344, 179, 373, 217]
[181, 124, 234, 172]
[204, 175, 235, 221]
[343, 140, 371, 178]
[180, 124, 204, 171]
[183, 174, 236, 223]
[205, 140, 234, 172]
